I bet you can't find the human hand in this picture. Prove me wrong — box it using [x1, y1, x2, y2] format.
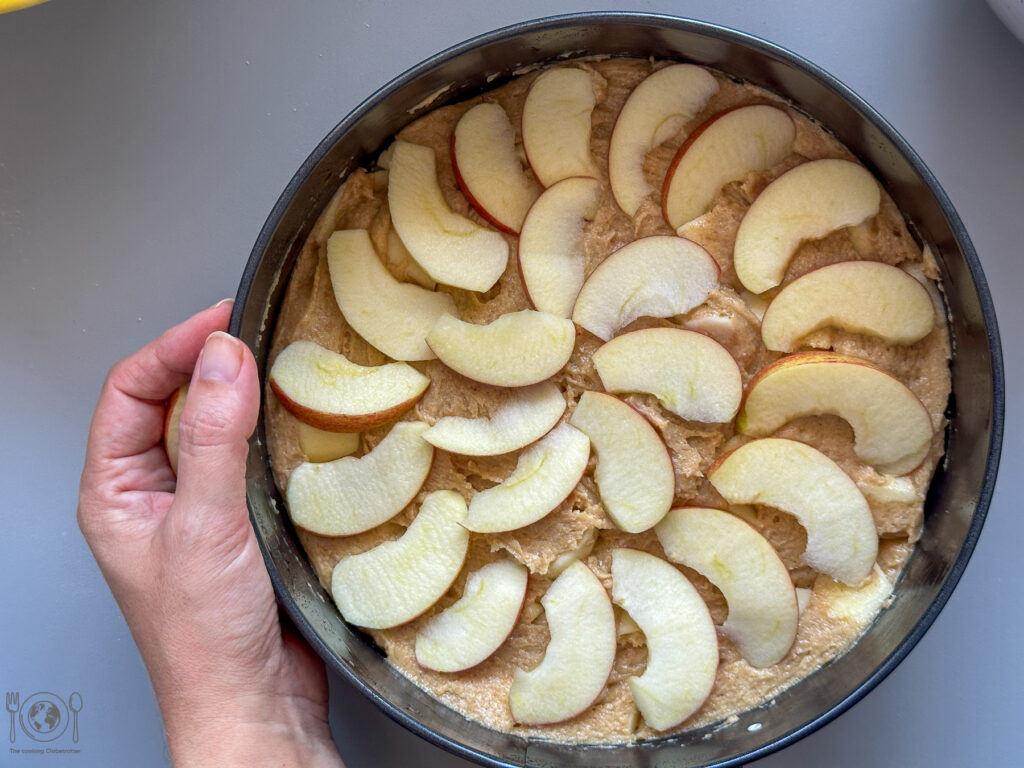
[78, 301, 344, 768]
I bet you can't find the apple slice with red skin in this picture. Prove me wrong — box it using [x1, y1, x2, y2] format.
[465, 423, 590, 533]
[662, 104, 795, 229]
[387, 140, 509, 292]
[518, 176, 601, 318]
[571, 236, 720, 341]
[738, 351, 933, 475]
[733, 158, 881, 294]
[592, 327, 742, 423]
[708, 437, 878, 586]
[656, 507, 798, 668]
[331, 489, 469, 629]
[268, 340, 430, 432]
[286, 420, 433, 537]
[327, 228, 456, 361]
[508, 561, 616, 725]
[611, 548, 719, 730]
[163, 383, 188, 475]
[415, 559, 529, 673]
[426, 310, 576, 388]
[521, 67, 601, 188]
[608, 63, 719, 217]
[451, 102, 541, 235]
[568, 391, 674, 533]
[422, 381, 565, 456]
[759, 260, 936, 352]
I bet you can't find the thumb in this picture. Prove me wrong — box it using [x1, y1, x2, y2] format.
[173, 331, 260, 532]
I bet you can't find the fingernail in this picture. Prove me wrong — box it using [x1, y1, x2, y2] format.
[199, 332, 243, 383]
[212, 297, 234, 309]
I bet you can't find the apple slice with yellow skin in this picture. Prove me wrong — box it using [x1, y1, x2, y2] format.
[386, 227, 435, 290]
[451, 102, 542, 235]
[708, 438, 878, 586]
[815, 563, 893, 625]
[163, 383, 188, 475]
[592, 327, 742, 423]
[327, 228, 456, 361]
[296, 423, 360, 462]
[662, 104, 796, 229]
[571, 236, 719, 341]
[422, 381, 565, 456]
[611, 548, 719, 730]
[521, 67, 601, 188]
[547, 526, 598, 579]
[415, 559, 529, 672]
[426, 310, 576, 388]
[331, 489, 469, 629]
[608, 63, 719, 217]
[387, 140, 508, 292]
[568, 391, 674, 533]
[739, 351, 933, 475]
[508, 561, 616, 725]
[655, 507, 798, 668]
[759, 260, 936, 351]
[286, 421, 433, 537]
[518, 176, 601, 317]
[268, 340, 430, 431]
[733, 158, 881, 294]
[465, 423, 590, 533]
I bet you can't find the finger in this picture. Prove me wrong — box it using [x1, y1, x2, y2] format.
[172, 331, 260, 538]
[85, 300, 234, 464]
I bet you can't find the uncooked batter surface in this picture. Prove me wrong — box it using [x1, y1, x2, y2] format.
[264, 57, 951, 742]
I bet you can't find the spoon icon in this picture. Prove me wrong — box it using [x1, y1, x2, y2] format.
[68, 692, 82, 744]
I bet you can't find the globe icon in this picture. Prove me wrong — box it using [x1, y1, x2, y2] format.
[27, 700, 61, 735]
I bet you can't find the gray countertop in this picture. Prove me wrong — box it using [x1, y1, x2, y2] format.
[2, 1, 1021, 766]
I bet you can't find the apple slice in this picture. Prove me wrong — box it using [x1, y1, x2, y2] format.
[611, 548, 718, 730]
[662, 104, 796, 229]
[387, 140, 509, 292]
[451, 101, 542, 235]
[547, 526, 598, 578]
[733, 158, 881, 294]
[422, 381, 565, 456]
[508, 561, 616, 725]
[296, 423, 359, 463]
[286, 420, 433, 536]
[327, 228, 456, 361]
[708, 438, 878, 585]
[426, 310, 576, 387]
[656, 507, 798, 668]
[739, 351, 933, 475]
[415, 559, 529, 672]
[592, 327, 742, 423]
[571, 236, 719, 341]
[568, 391, 674, 533]
[521, 67, 601, 187]
[518, 176, 601, 317]
[465, 423, 590, 533]
[815, 563, 893, 625]
[331, 489, 470, 629]
[268, 340, 430, 431]
[609, 63, 719, 217]
[163, 383, 188, 475]
[386, 227, 436, 289]
[759, 260, 936, 351]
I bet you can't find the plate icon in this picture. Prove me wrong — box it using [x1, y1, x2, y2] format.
[19, 692, 69, 742]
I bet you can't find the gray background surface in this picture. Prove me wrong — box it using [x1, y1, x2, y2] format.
[1, 1, 1021, 766]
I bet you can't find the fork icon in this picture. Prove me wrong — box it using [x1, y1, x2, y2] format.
[5, 692, 18, 744]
